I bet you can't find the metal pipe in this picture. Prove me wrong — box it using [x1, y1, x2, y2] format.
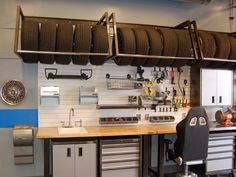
[17, 50, 109, 56]
[14, 6, 22, 57]
[230, 0, 235, 32]
[184, 163, 188, 176]
[232, 0, 235, 32]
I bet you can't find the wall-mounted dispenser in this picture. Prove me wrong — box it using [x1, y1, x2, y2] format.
[79, 86, 98, 104]
[40, 86, 60, 106]
[13, 124, 34, 164]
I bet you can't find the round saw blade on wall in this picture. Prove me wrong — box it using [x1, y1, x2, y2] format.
[1, 80, 26, 105]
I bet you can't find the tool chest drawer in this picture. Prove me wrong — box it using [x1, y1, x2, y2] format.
[207, 158, 234, 172]
[206, 133, 236, 173]
[100, 138, 141, 177]
[208, 137, 234, 146]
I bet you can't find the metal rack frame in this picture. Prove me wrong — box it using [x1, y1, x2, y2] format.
[14, 6, 236, 66]
[174, 20, 203, 60]
[112, 19, 200, 62]
[111, 17, 236, 66]
[14, 6, 113, 58]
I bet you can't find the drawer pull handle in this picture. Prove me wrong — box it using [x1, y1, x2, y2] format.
[78, 147, 83, 157]
[67, 148, 71, 157]
[102, 165, 139, 171]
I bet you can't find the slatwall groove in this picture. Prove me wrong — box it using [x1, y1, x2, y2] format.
[38, 63, 190, 127]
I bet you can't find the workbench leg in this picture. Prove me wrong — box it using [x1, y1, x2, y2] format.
[142, 135, 151, 177]
[157, 134, 165, 177]
[44, 139, 50, 177]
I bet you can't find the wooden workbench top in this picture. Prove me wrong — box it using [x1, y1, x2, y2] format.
[36, 122, 236, 139]
[36, 124, 177, 139]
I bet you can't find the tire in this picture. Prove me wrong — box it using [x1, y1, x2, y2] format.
[114, 28, 135, 66]
[213, 32, 230, 59]
[199, 31, 216, 58]
[90, 25, 108, 65]
[39, 21, 56, 64]
[143, 29, 162, 67]
[173, 29, 192, 67]
[55, 23, 73, 64]
[194, 31, 216, 67]
[156, 28, 178, 67]
[209, 32, 230, 68]
[131, 28, 149, 66]
[73, 23, 91, 65]
[226, 36, 236, 69]
[21, 20, 39, 63]
[229, 36, 236, 59]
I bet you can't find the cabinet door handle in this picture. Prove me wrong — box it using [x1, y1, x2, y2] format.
[219, 96, 222, 103]
[67, 148, 71, 157]
[212, 96, 215, 103]
[78, 147, 83, 157]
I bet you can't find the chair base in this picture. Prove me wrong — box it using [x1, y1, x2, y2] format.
[176, 172, 198, 177]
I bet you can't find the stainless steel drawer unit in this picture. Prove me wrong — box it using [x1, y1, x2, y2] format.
[206, 133, 235, 174]
[100, 138, 141, 177]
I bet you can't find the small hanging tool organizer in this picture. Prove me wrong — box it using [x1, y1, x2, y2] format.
[106, 73, 137, 90]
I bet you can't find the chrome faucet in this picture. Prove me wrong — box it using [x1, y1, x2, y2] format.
[68, 108, 74, 127]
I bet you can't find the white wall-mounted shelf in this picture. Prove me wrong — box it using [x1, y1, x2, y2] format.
[40, 86, 60, 106]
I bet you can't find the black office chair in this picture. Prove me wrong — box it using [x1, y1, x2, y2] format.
[165, 107, 209, 177]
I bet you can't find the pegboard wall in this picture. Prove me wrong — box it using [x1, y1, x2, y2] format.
[38, 63, 191, 127]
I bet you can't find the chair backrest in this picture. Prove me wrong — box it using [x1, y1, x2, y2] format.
[174, 107, 209, 162]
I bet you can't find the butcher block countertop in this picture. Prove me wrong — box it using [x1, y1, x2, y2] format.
[36, 122, 236, 139]
[36, 124, 177, 139]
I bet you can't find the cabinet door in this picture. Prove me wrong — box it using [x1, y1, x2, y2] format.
[217, 70, 233, 106]
[201, 69, 218, 106]
[53, 144, 75, 177]
[75, 143, 97, 177]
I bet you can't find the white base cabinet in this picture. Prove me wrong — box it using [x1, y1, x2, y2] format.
[52, 141, 97, 177]
[201, 69, 233, 106]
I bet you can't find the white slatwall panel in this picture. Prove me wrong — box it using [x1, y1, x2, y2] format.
[38, 63, 190, 127]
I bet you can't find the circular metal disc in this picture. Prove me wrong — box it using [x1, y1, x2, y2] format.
[1, 80, 26, 105]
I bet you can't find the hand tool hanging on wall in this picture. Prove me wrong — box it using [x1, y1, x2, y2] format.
[172, 87, 178, 112]
[172, 87, 177, 103]
[162, 87, 171, 105]
[152, 67, 158, 81]
[136, 66, 144, 81]
[153, 67, 165, 84]
[177, 67, 185, 96]
[144, 80, 155, 98]
[45, 68, 92, 80]
[170, 68, 176, 85]
[164, 67, 168, 78]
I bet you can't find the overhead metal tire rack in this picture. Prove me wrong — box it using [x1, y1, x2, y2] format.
[15, 6, 236, 69]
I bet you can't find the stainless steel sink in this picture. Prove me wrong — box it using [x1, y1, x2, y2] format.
[57, 127, 88, 134]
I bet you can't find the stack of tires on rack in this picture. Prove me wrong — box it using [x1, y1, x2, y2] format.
[115, 27, 236, 69]
[21, 18, 236, 68]
[21, 19, 108, 65]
